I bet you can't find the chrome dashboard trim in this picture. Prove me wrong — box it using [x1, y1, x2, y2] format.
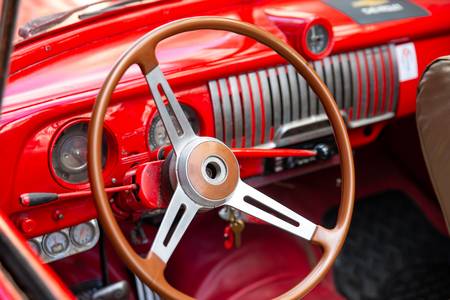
[248, 72, 263, 145]
[208, 80, 223, 141]
[229, 76, 243, 147]
[239, 74, 253, 147]
[277, 65, 291, 124]
[257, 69, 272, 144]
[287, 65, 300, 120]
[208, 44, 398, 148]
[218, 79, 233, 146]
[268, 67, 281, 131]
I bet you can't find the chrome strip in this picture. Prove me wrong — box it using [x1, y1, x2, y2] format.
[298, 72, 309, 119]
[134, 275, 161, 300]
[340, 53, 352, 111]
[323, 56, 334, 97]
[208, 80, 223, 141]
[268, 67, 282, 130]
[373, 47, 384, 115]
[331, 54, 343, 109]
[348, 52, 359, 119]
[248, 72, 263, 145]
[348, 112, 395, 128]
[310, 61, 322, 115]
[315, 60, 326, 114]
[239, 74, 253, 147]
[273, 115, 333, 147]
[229, 76, 243, 147]
[258, 70, 272, 144]
[287, 65, 300, 120]
[381, 45, 392, 114]
[356, 50, 368, 119]
[365, 48, 375, 117]
[389, 44, 399, 112]
[277, 65, 291, 124]
[218, 78, 233, 146]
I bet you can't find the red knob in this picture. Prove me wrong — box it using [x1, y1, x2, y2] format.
[19, 218, 36, 234]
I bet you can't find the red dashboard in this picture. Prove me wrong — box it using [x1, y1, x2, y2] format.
[1, 0, 450, 245]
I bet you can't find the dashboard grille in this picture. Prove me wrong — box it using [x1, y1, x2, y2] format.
[208, 44, 398, 147]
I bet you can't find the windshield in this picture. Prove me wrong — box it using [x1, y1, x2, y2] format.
[14, 0, 147, 43]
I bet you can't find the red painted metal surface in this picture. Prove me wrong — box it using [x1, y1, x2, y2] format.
[0, 0, 449, 241]
[1, 0, 450, 297]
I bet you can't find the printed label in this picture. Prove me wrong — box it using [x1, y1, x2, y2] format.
[322, 0, 429, 25]
[395, 42, 418, 82]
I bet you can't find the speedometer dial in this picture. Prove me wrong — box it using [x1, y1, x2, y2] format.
[70, 222, 96, 247]
[148, 105, 200, 150]
[306, 24, 329, 55]
[42, 231, 69, 257]
[52, 122, 107, 184]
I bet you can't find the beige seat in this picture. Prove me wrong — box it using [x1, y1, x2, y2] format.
[416, 56, 450, 233]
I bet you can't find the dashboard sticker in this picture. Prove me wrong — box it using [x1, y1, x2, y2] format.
[395, 42, 418, 82]
[322, 0, 428, 24]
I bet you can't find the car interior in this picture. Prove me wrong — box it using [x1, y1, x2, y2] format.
[0, 0, 449, 299]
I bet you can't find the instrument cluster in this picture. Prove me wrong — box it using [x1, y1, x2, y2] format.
[27, 219, 100, 263]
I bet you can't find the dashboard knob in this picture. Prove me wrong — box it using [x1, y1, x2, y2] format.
[19, 218, 36, 234]
[314, 143, 331, 160]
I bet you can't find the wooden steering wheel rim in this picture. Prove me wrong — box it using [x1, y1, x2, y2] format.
[88, 17, 355, 300]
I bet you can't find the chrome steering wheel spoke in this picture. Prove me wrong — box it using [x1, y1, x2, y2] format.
[149, 186, 200, 263]
[227, 180, 317, 240]
[145, 66, 196, 155]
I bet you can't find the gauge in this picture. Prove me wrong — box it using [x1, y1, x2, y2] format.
[52, 122, 107, 184]
[70, 222, 96, 247]
[306, 24, 329, 55]
[148, 105, 200, 150]
[28, 239, 41, 255]
[42, 231, 70, 257]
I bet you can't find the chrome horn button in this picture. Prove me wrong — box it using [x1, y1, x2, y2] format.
[176, 137, 239, 207]
[201, 155, 228, 185]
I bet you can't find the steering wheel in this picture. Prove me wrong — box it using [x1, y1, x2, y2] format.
[88, 17, 355, 299]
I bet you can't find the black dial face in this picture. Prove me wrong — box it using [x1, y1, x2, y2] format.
[52, 122, 107, 184]
[148, 105, 200, 150]
[306, 24, 329, 55]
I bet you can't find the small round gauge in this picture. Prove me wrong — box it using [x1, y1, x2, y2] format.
[52, 122, 107, 184]
[148, 105, 200, 150]
[70, 222, 96, 247]
[306, 24, 329, 55]
[28, 239, 41, 255]
[42, 231, 70, 257]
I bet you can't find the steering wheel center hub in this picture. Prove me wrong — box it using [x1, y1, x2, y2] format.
[177, 138, 239, 206]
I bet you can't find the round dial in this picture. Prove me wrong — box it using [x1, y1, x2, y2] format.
[306, 24, 329, 55]
[28, 239, 41, 255]
[52, 122, 107, 184]
[42, 232, 69, 257]
[70, 222, 96, 247]
[59, 135, 88, 173]
[148, 105, 200, 150]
